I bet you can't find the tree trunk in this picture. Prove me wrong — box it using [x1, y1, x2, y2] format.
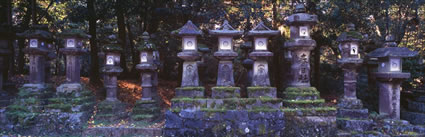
[32, 0, 37, 25]
[88, 0, 101, 85]
[126, 21, 139, 78]
[17, 0, 33, 74]
[116, 0, 129, 77]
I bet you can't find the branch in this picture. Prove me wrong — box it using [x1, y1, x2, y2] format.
[36, 0, 54, 23]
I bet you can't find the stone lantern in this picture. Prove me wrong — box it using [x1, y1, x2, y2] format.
[56, 23, 90, 93]
[209, 20, 242, 98]
[173, 20, 205, 98]
[337, 23, 364, 101]
[102, 34, 123, 101]
[136, 32, 157, 100]
[0, 24, 13, 92]
[283, 4, 318, 87]
[336, 24, 374, 132]
[131, 32, 161, 121]
[17, 24, 53, 91]
[367, 35, 418, 119]
[246, 21, 279, 98]
[95, 32, 127, 122]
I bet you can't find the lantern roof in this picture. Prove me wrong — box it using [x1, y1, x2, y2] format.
[103, 34, 122, 52]
[58, 23, 91, 39]
[172, 20, 202, 36]
[16, 24, 53, 40]
[286, 4, 318, 26]
[367, 47, 418, 58]
[136, 31, 156, 51]
[337, 24, 363, 42]
[247, 21, 280, 37]
[209, 20, 242, 36]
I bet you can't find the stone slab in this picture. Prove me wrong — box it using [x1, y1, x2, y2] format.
[407, 100, 425, 113]
[337, 108, 369, 119]
[336, 118, 374, 132]
[211, 87, 240, 98]
[83, 127, 162, 137]
[175, 87, 205, 98]
[247, 87, 276, 98]
[283, 115, 337, 137]
[401, 111, 425, 125]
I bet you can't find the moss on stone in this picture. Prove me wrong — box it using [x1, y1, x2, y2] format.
[284, 87, 319, 93]
[247, 87, 275, 93]
[200, 108, 228, 113]
[212, 87, 240, 92]
[176, 86, 205, 91]
[171, 97, 195, 103]
[131, 114, 154, 120]
[346, 31, 363, 39]
[46, 103, 72, 112]
[283, 99, 325, 104]
[282, 107, 336, 116]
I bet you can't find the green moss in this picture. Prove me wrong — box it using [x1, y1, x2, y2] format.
[212, 87, 240, 92]
[247, 87, 275, 93]
[346, 31, 363, 39]
[46, 103, 72, 112]
[171, 97, 194, 103]
[284, 87, 319, 93]
[176, 86, 205, 91]
[282, 107, 336, 115]
[200, 108, 228, 113]
[131, 114, 154, 120]
[135, 100, 156, 105]
[283, 99, 325, 104]
[170, 108, 181, 113]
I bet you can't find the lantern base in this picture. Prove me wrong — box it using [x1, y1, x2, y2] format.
[175, 86, 205, 98]
[211, 86, 240, 98]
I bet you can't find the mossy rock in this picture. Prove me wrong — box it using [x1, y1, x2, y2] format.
[133, 107, 161, 114]
[284, 87, 319, 93]
[176, 87, 205, 91]
[282, 107, 337, 116]
[283, 91, 320, 100]
[283, 99, 325, 108]
[45, 103, 73, 112]
[131, 114, 155, 121]
[211, 87, 241, 98]
[175, 87, 205, 98]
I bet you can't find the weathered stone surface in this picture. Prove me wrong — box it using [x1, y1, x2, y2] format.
[181, 61, 200, 87]
[95, 100, 128, 122]
[401, 111, 425, 125]
[56, 83, 82, 95]
[251, 61, 271, 86]
[337, 118, 374, 132]
[337, 108, 369, 119]
[216, 61, 235, 86]
[338, 98, 364, 109]
[247, 87, 276, 98]
[407, 100, 425, 113]
[83, 127, 162, 137]
[283, 116, 337, 137]
[211, 87, 240, 98]
[164, 110, 284, 137]
[175, 87, 205, 98]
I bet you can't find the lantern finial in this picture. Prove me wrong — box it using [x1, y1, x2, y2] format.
[347, 23, 355, 31]
[142, 31, 150, 41]
[295, 4, 306, 13]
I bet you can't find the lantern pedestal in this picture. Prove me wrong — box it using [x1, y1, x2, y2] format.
[284, 40, 316, 87]
[246, 51, 277, 98]
[211, 51, 240, 98]
[56, 48, 87, 93]
[401, 90, 425, 125]
[94, 65, 128, 122]
[175, 51, 205, 98]
[22, 48, 49, 92]
[374, 72, 410, 119]
[131, 63, 161, 122]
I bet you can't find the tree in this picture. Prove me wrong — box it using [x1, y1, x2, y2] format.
[88, 0, 101, 85]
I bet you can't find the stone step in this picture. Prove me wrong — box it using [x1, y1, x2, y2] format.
[131, 114, 155, 121]
[175, 87, 205, 98]
[283, 99, 325, 108]
[247, 87, 277, 98]
[407, 100, 425, 113]
[336, 130, 388, 137]
[337, 98, 364, 109]
[132, 107, 160, 114]
[83, 127, 162, 137]
[282, 107, 337, 116]
[337, 108, 369, 119]
[171, 98, 282, 110]
[401, 111, 425, 125]
[337, 118, 374, 132]
[47, 96, 95, 105]
[211, 87, 241, 98]
[283, 91, 319, 100]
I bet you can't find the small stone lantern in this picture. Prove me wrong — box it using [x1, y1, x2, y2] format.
[246, 21, 279, 98]
[17, 24, 53, 91]
[102, 34, 124, 101]
[173, 20, 205, 98]
[57, 23, 90, 93]
[209, 20, 242, 98]
[337, 23, 364, 100]
[132, 32, 161, 121]
[136, 32, 158, 100]
[284, 4, 318, 87]
[336, 24, 374, 131]
[0, 24, 13, 91]
[367, 35, 418, 119]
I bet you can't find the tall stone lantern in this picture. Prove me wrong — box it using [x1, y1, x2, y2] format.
[0, 24, 13, 92]
[132, 32, 161, 121]
[246, 21, 279, 98]
[102, 34, 124, 102]
[336, 24, 374, 131]
[337, 23, 364, 102]
[367, 35, 418, 119]
[173, 20, 205, 98]
[57, 24, 90, 93]
[283, 4, 318, 87]
[209, 20, 242, 98]
[17, 24, 53, 91]
[95, 33, 127, 122]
